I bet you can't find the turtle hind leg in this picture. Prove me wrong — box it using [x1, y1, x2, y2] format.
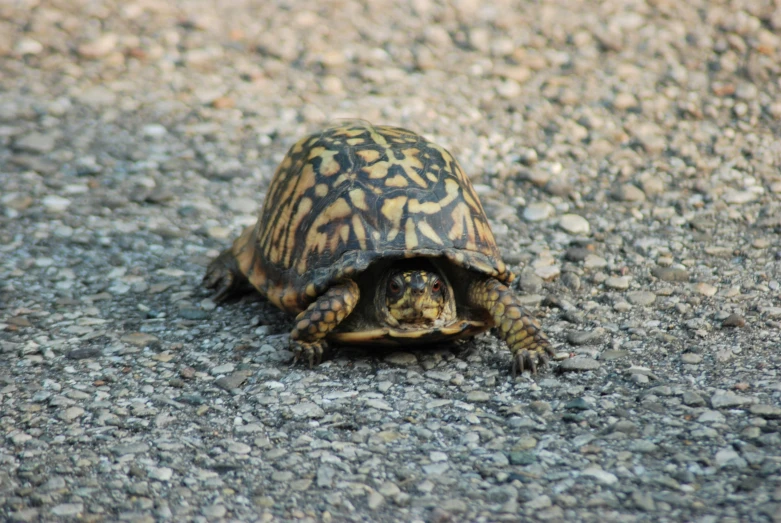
[467, 277, 554, 376]
[290, 280, 360, 368]
[203, 248, 252, 302]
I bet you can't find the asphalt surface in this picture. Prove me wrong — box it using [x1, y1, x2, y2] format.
[1, 1, 780, 522]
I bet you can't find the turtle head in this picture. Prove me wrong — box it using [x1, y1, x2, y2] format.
[385, 265, 447, 325]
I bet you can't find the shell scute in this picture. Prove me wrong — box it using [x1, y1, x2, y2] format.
[232, 121, 511, 313]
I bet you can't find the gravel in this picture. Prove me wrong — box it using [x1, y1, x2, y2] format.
[1, 0, 780, 522]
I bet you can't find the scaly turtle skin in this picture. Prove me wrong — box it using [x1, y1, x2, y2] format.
[204, 121, 554, 374]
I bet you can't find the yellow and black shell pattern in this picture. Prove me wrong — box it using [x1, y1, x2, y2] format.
[230, 121, 513, 314]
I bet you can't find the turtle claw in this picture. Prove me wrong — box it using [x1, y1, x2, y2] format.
[203, 249, 249, 302]
[292, 340, 327, 368]
[203, 270, 234, 302]
[511, 349, 550, 377]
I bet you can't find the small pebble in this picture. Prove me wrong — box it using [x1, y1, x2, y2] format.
[566, 330, 602, 345]
[558, 214, 590, 235]
[694, 283, 718, 296]
[42, 195, 71, 212]
[560, 272, 581, 291]
[682, 392, 706, 407]
[179, 307, 210, 320]
[367, 491, 385, 510]
[496, 79, 522, 99]
[714, 448, 743, 468]
[290, 402, 325, 418]
[216, 371, 252, 390]
[605, 276, 631, 290]
[78, 34, 118, 58]
[50, 504, 83, 518]
[207, 226, 232, 239]
[148, 467, 173, 481]
[519, 272, 543, 293]
[565, 247, 592, 262]
[697, 410, 726, 423]
[711, 393, 755, 408]
[581, 468, 618, 485]
[613, 92, 638, 110]
[559, 357, 600, 372]
[626, 291, 656, 306]
[583, 254, 608, 270]
[466, 391, 490, 402]
[681, 353, 703, 364]
[565, 397, 592, 411]
[66, 347, 102, 359]
[202, 505, 227, 519]
[15, 38, 44, 55]
[384, 352, 417, 365]
[121, 333, 159, 347]
[523, 202, 555, 222]
[722, 190, 758, 204]
[632, 490, 656, 511]
[749, 404, 781, 419]
[535, 265, 561, 280]
[518, 148, 539, 165]
[228, 442, 252, 454]
[652, 267, 690, 282]
[613, 183, 646, 202]
[722, 314, 746, 328]
[211, 363, 236, 375]
[14, 132, 57, 153]
[59, 407, 85, 421]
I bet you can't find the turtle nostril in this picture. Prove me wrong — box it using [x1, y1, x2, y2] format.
[409, 273, 426, 295]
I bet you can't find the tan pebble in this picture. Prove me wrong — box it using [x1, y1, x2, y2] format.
[211, 96, 235, 109]
[613, 92, 638, 110]
[642, 177, 665, 196]
[605, 276, 631, 290]
[207, 226, 231, 240]
[78, 34, 119, 59]
[535, 265, 560, 281]
[494, 65, 531, 84]
[613, 183, 646, 202]
[694, 282, 718, 296]
[722, 190, 759, 204]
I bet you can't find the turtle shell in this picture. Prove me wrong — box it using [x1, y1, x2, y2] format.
[230, 121, 514, 314]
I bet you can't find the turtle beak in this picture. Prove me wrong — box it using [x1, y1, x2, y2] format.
[409, 275, 428, 317]
[409, 273, 426, 296]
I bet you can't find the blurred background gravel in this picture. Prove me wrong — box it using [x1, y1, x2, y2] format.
[1, 0, 780, 521]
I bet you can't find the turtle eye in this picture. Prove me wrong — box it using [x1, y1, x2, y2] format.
[431, 279, 442, 293]
[388, 278, 403, 295]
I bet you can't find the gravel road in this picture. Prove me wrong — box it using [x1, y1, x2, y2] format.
[2, 0, 781, 522]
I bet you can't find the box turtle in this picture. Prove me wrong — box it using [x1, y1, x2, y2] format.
[204, 121, 554, 374]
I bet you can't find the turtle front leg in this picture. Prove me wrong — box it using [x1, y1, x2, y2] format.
[467, 278, 554, 375]
[203, 249, 252, 302]
[290, 280, 360, 368]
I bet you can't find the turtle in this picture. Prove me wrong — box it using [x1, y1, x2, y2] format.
[204, 121, 555, 374]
